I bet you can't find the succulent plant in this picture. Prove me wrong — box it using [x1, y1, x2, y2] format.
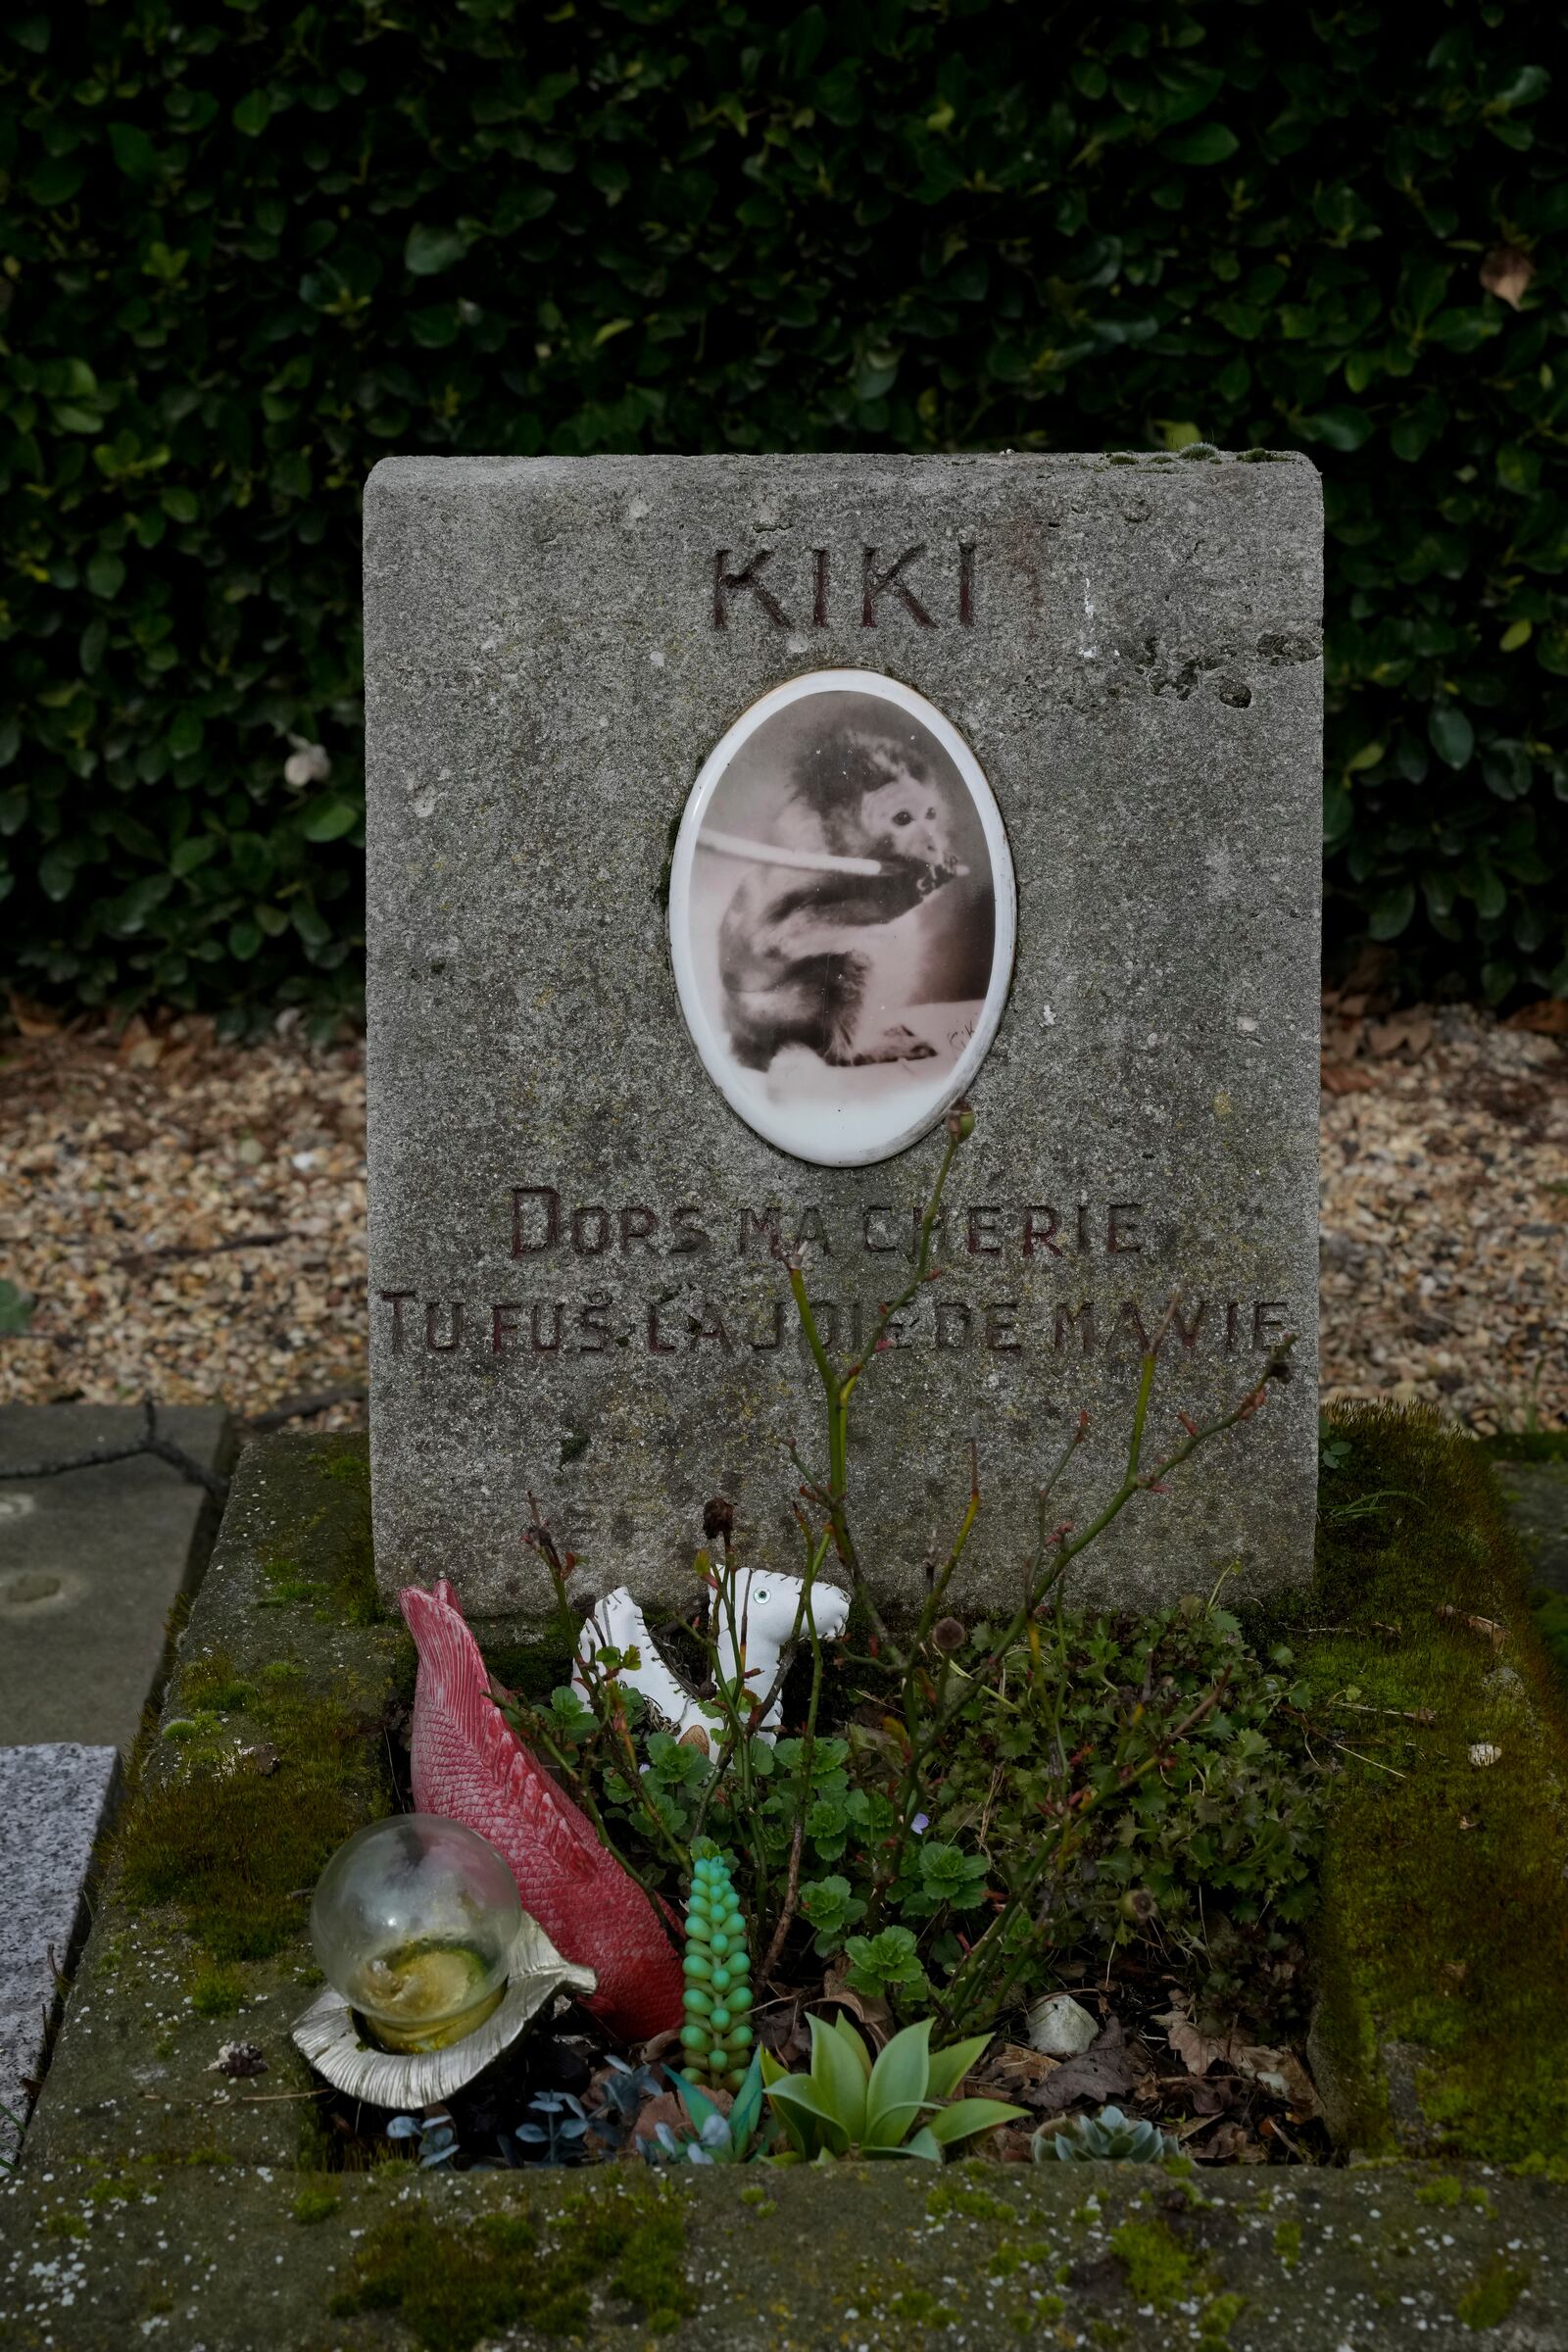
[1037, 2104, 1177, 2163]
[646, 2048, 770, 2166]
[680, 1846, 754, 2091]
[763, 2015, 1024, 2164]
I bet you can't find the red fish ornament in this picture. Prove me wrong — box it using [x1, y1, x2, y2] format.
[400, 1578, 683, 2043]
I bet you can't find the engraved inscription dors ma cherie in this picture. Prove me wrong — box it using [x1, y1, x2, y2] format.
[376, 1184, 1295, 1369]
[713, 544, 976, 630]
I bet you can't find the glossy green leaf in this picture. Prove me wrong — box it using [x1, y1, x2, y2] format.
[807, 2012, 867, 2141]
[1368, 883, 1416, 941]
[923, 2033, 992, 2102]
[405, 223, 467, 276]
[1160, 122, 1238, 166]
[301, 798, 361, 843]
[1428, 704, 1475, 771]
[864, 2019, 932, 2144]
[924, 2096, 1027, 2146]
[767, 2077, 849, 2157]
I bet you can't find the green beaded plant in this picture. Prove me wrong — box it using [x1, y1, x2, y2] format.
[679, 1848, 754, 2093]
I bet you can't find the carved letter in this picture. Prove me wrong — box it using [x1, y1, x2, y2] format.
[379, 1290, 416, 1354]
[1252, 1300, 1288, 1352]
[619, 1205, 658, 1252]
[751, 1300, 785, 1351]
[1107, 1203, 1144, 1255]
[1166, 1296, 1206, 1353]
[739, 1205, 783, 1258]
[861, 545, 935, 628]
[512, 1186, 561, 1257]
[1107, 1299, 1152, 1354]
[1054, 1301, 1096, 1355]
[671, 1205, 711, 1254]
[986, 1301, 1022, 1352]
[793, 1205, 833, 1256]
[648, 1300, 677, 1354]
[958, 542, 976, 626]
[491, 1302, 521, 1355]
[862, 1206, 899, 1253]
[530, 1303, 564, 1354]
[571, 1205, 611, 1256]
[425, 1301, 464, 1353]
[578, 1297, 612, 1353]
[967, 1206, 1002, 1256]
[1024, 1209, 1061, 1259]
[811, 547, 829, 627]
[712, 547, 790, 629]
[690, 1304, 732, 1351]
[935, 1299, 971, 1349]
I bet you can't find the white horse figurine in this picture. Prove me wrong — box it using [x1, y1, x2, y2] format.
[573, 1567, 850, 1748]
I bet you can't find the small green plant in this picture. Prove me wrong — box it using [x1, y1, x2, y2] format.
[1038, 2106, 1177, 2162]
[679, 1848, 753, 2091]
[761, 2014, 1023, 2164]
[842, 1925, 929, 2006]
[647, 2049, 770, 2167]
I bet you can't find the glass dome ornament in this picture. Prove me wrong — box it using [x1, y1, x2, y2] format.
[310, 1815, 522, 2053]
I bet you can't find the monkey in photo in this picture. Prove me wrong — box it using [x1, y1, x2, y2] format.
[717, 726, 966, 1072]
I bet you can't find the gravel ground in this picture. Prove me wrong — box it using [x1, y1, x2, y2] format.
[1, 999, 1564, 1435]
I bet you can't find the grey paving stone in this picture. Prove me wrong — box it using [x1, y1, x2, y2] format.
[1494, 1456, 1568, 1596]
[0, 1404, 233, 1754]
[0, 1741, 118, 2160]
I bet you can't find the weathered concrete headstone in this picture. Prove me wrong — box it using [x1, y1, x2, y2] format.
[365, 453, 1321, 1616]
[0, 1740, 118, 2158]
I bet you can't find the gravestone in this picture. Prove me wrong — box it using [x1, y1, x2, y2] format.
[0, 1740, 118, 2158]
[365, 453, 1321, 1617]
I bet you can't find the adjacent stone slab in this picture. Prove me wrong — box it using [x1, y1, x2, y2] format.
[0, 1742, 118, 2160]
[2, 2158, 1564, 2350]
[365, 452, 1322, 1616]
[1493, 1456, 1568, 1595]
[0, 1404, 233, 1753]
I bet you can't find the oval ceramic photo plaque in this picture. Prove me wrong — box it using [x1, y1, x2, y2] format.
[668, 669, 1016, 1168]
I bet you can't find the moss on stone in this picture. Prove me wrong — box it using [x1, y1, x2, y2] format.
[1107, 2216, 1200, 2311]
[186, 1960, 244, 2017]
[1455, 2257, 1530, 2328]
[330, 2184, 695, 2348]
[119, 1671, 383, 1965]
[292, 2182, 339, 2225]
[1305, 1404, 1568, 2162]
[249, 1432, 379, 1626]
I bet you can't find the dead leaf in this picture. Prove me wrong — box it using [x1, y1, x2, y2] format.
[1153, 2003, 1238, 2078]
[1436, 1604, 1506, 1650]
[816, 1961, 891, 2047]
[630, 2091, 690, 2149]
[1505, 997, 1568, 1036]
[6, 992, 62, 1039]
[1321, 1059, 1376, 1096]
[1367, 1012, 1433, 1059]
[1481, 243, 1536, 311]
[1025, 2015, 1133, 2116]
[1192, 2117, 1253, 2163]
[973, 2042, 1061, 2101]
[1153, 2007, 1320, 2120]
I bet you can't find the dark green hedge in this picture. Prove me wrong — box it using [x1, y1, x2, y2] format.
[2, 2, 1564, 1027]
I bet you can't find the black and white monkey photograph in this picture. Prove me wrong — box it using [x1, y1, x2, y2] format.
[670, 676, 1008, 1165]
